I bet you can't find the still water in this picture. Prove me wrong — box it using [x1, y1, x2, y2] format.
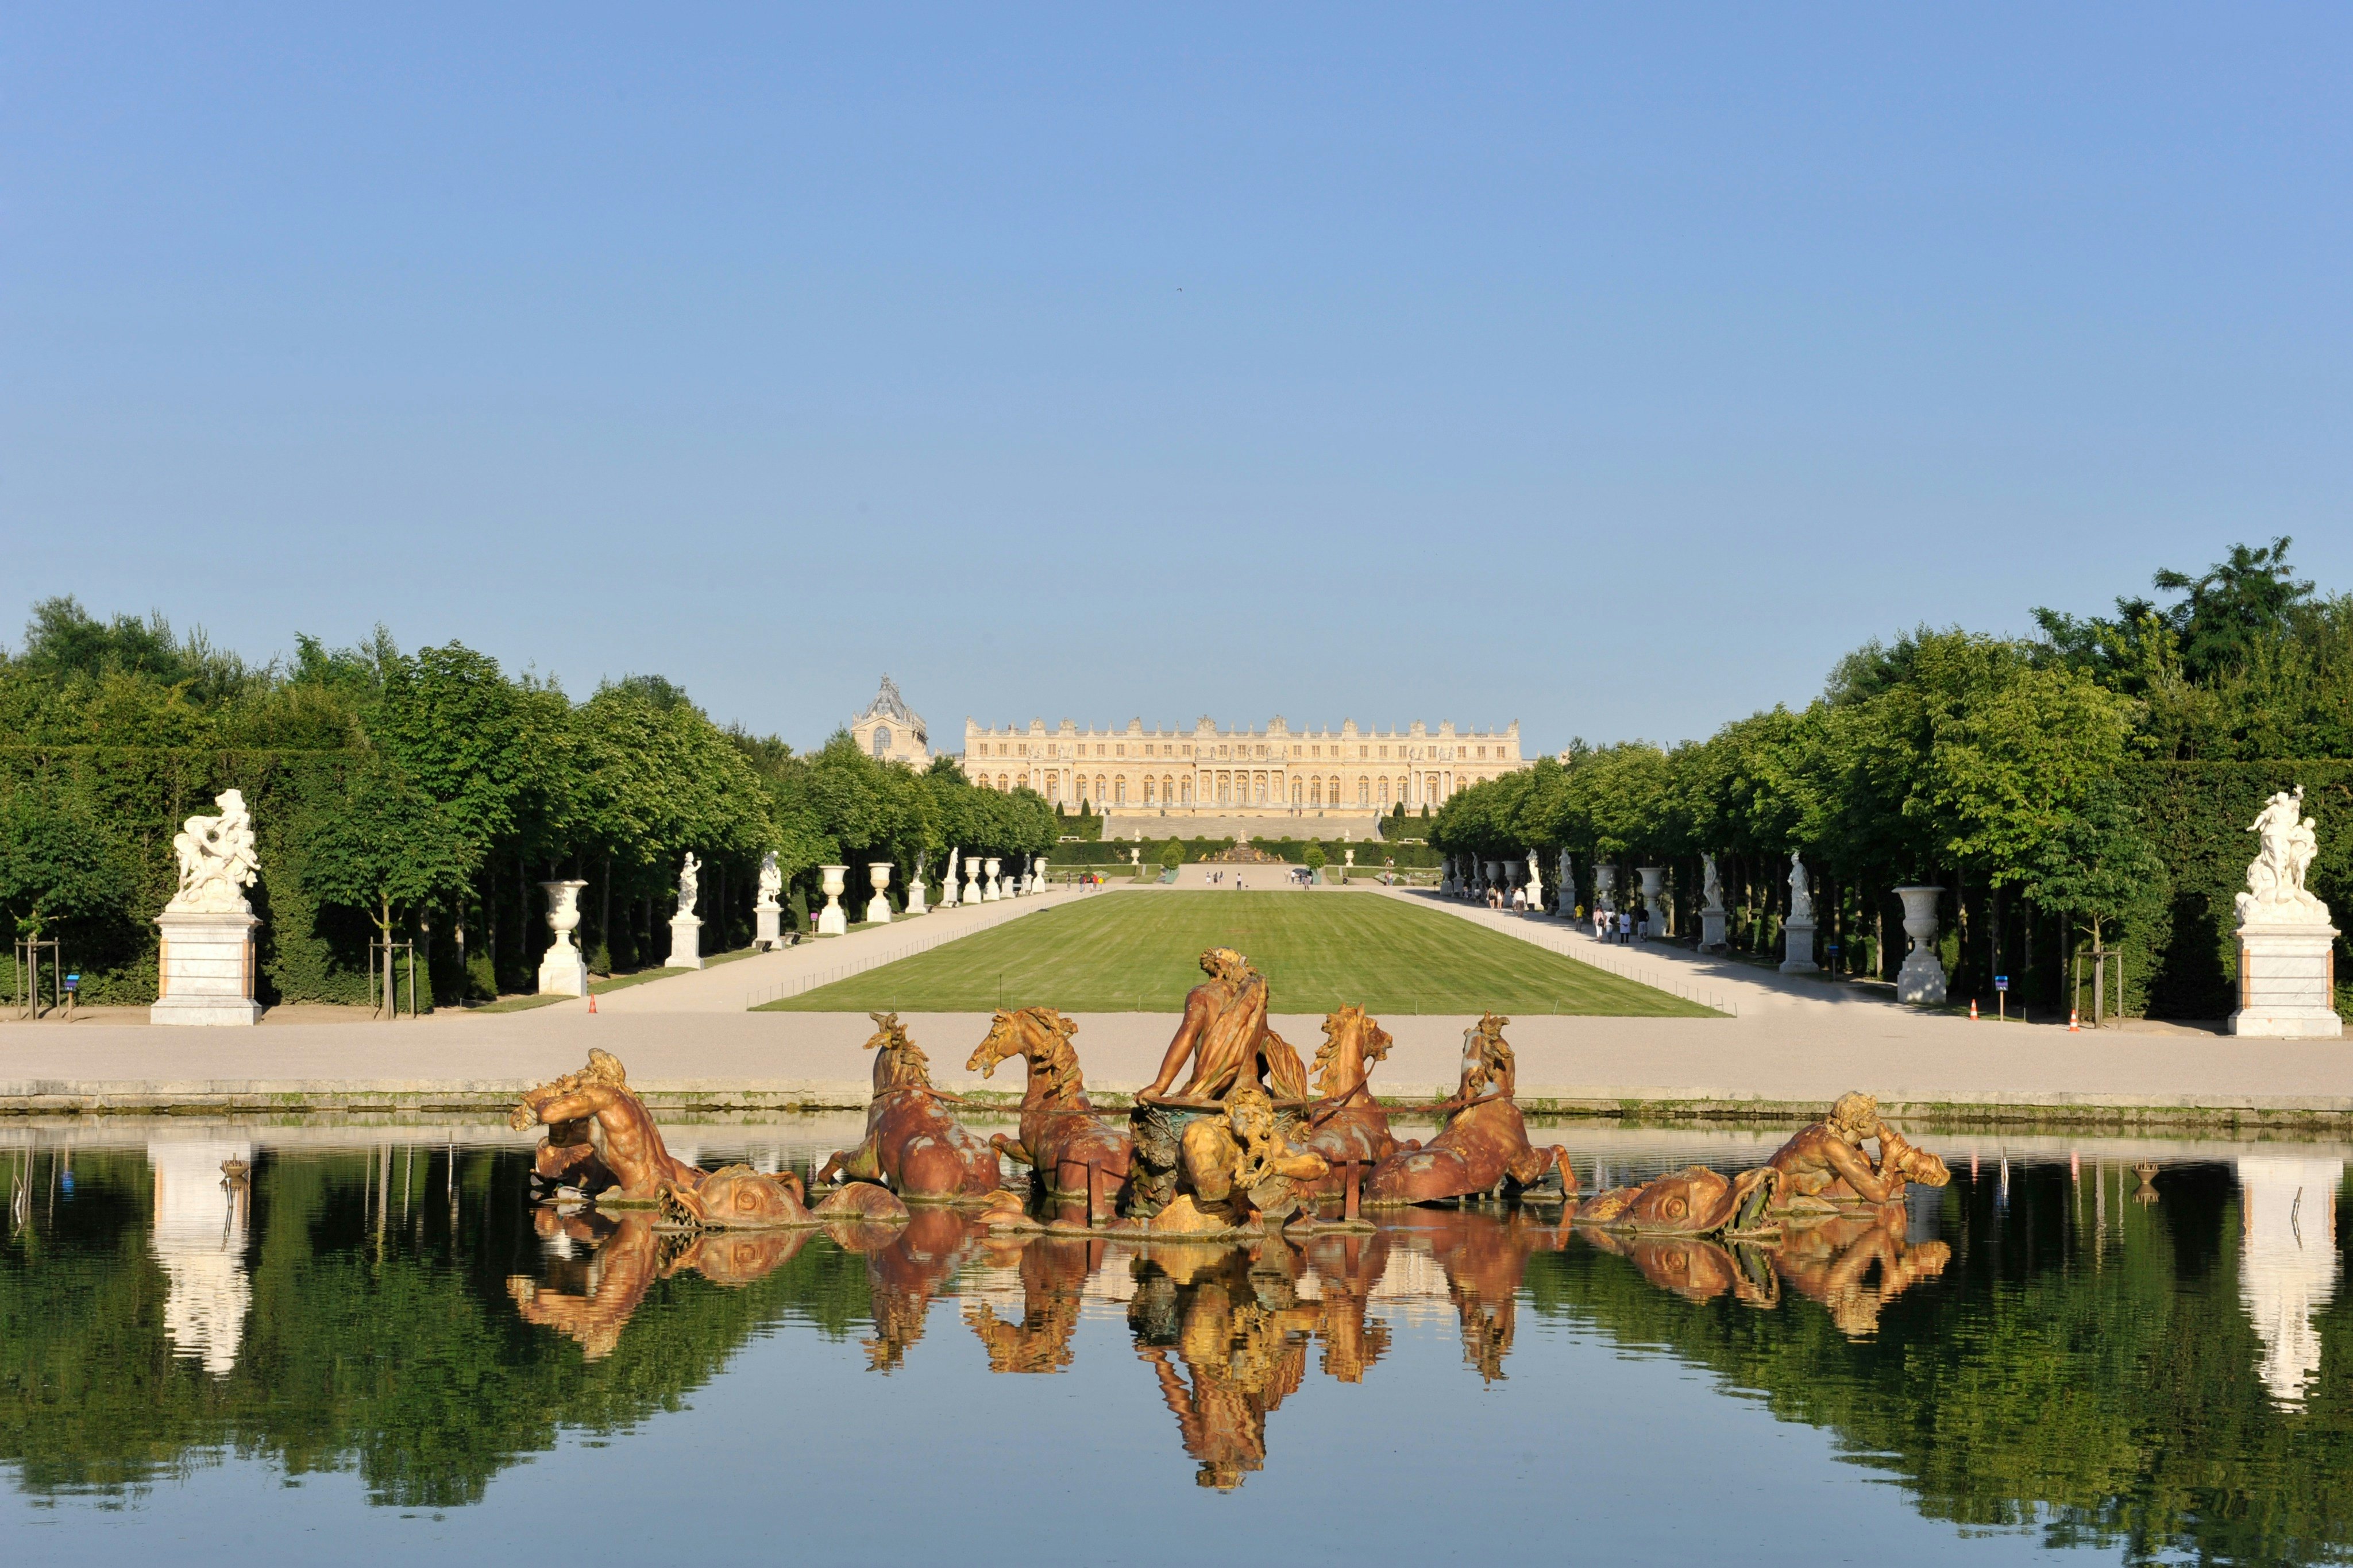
[2, 1118, 2347, 1567]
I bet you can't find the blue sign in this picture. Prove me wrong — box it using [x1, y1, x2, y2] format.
[64, 973, 79, 992]
[1994, 975, 2009, 991]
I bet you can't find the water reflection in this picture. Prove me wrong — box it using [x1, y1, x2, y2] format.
[4, 1124, 2352, 1565]
[146, 1138, 253, 1376]
[2236, 1153, 2343, 1408]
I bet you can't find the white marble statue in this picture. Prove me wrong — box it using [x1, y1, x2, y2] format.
[755, 851, 782, 909]
[168, 790, 260, 914]
[1525, 851, 1543, 912]
[1786, 853, 1813, 923]
[2237, 786, 2329, 927]
[906, 852, 929, 915]
[942, 847, 962, 907]
[675, 852, 701, 920]
[1701, 854, 1723, 913]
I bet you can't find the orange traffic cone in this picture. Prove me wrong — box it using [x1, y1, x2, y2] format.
[2068, 1007, 2080, 1033]
[1969, 998, 1978, 1021]
[588, 990, 599, 1015]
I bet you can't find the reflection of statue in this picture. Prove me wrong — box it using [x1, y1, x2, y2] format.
[507, 1211, 664, 1361]
[856, 1208, 983, 1371]
[966, 1235, 1097, 1374]
[168, 789, 260, 913]
[1573, 1164, 1779, 1236]
[1129, 1246, 1322, 1490]
[1772, 1206, 1950, 1338]
[2236, 786, 2330, 926]
[816, 1013, 1006, 1199]
[1365, 1015, 1571, 1206]
[1787, 853, 1812, 923]
[675, 853, 701, 920]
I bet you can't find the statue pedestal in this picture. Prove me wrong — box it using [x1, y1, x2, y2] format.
[2230, 922, 2342, 1037]
[152, 910, 262, 1025]
[754, 902, 782, 950]
[1699, 908, 1727, 951]
[668, 916, 705, 971]
[537, 939, 588, 997]
[1780, 918, 1819, 974]
[904, 878, 928, 916]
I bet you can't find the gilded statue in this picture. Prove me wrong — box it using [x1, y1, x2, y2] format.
[1572, 1091, 1947, 1235]
[512, 1048, 892, 1230]
[1364, 1015, 1571, 1206]
[817, 1013, 1007, 1200]
[1298, 1005, 1401, 1175]
[1127, 948, 1313, 1223]
[1129, 1247, 1324, 1491]
[966, 1007, 1134, 1225]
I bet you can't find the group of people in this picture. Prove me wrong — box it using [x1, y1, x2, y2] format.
[1590, 905, 1648, 944]
[1483, 880, 1534, 912]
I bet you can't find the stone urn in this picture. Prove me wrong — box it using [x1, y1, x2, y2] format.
[963, 854, 983, 906]
[983, 857, 1003, 902]
[1638, 866, 1667, 938]
[1893, 886, 1949, 1003]
[816, 864, 849, 936]
[537, 878, 590, 997]
[865, 862, 894, 925]
[1034, 854, 1048, 890]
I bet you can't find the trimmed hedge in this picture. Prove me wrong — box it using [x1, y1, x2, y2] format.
[2120, 760, 2353, 1019]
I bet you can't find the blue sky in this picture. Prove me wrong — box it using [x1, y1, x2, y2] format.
[5, 5, 2347, 753]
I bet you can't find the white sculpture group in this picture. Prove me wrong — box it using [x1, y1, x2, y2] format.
[153, 790, 264, 1026]
[2231, 786, 2339, 1038]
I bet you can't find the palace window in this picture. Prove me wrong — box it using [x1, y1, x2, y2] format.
[1379, 746, 1388, 759]
[1047, 777, 1059, 801]
[1477, 747, 1486, 759]
[1291, 780, 1302, 805]
[1143, 778, 1154, 804]
[1218, 777, 1230, 804]
[1357, 779, 1370, 805]
[1379, 778, 1390, 805]
[1116, 778, 1127, 804]
[1182, 779, 1193, 804]
[1359, 746, 1368, 758]
[1310, 779, 1322, 806]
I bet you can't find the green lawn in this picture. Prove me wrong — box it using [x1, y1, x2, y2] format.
[754, 891, 1714, 1015]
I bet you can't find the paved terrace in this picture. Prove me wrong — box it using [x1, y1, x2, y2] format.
[0, 882, 2343, 1125]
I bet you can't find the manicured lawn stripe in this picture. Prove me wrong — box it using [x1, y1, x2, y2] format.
[755, 891, 1711, 1015]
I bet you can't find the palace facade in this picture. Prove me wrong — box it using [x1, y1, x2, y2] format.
[959, 714, 1525, 820]
[851, 675, 931, 766]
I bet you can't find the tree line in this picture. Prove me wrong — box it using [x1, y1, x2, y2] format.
[0, 603, 1055, 1006]
[1430, 539, 2353, 1015]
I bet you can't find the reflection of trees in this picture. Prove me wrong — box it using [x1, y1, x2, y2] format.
[0, 1146, 870, 1508]
[1525, 1163, 2353, 1566]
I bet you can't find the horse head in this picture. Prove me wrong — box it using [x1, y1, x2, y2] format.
[1313, 1005, 1392, 1094]
[967, 1007, 1085, 1102]
[865, 1010, 932, 1091]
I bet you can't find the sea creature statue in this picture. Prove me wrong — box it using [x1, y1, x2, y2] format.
[1127, 948, 1312, 1219]
[1571, 1164, 1780, 1236]
[2236, 785, 2330, 926]
[512, 1048, 888, 1230]
[967, 1006, 1134, 1223]
[1573, 1090, 1949, 1235]
[1364, 1015, 1572, 1206]
[511, 1049, 704, 1200]
[816, 1013, 1005, 1200]
[1764, 1090, 1948, 1210]
[1299, 1005, 1400, 1176]
[167, 789, 260, 914]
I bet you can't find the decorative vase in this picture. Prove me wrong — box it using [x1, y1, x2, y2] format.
[817, 864, 849, 936]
